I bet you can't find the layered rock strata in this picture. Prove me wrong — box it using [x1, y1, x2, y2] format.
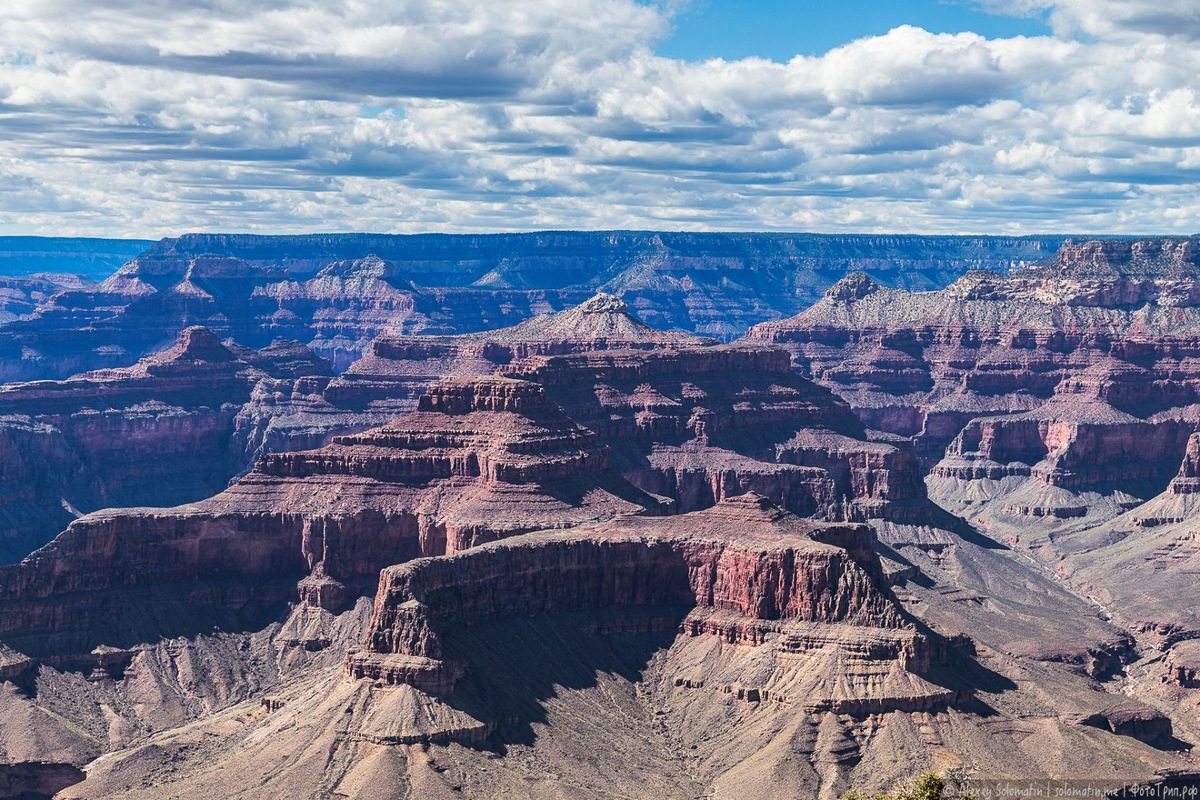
[346, 495, 929, 704]
[0, 376, 660, 658]
[0, 232, 1062, 381]
[745, 237, 1200, 459]
[504, 345, 930, 524]
[0, 326, 332, 561]
[326, 292, 715, 412]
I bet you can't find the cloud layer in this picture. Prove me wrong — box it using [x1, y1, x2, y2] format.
[1, 0, 1198, 236]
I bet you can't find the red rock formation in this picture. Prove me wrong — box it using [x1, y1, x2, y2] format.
[0, 232, 1060, 383]
[0, 376, 662, 657]
[346, 494, 908, 693]
[503, 344, 932, 524]
[0, 327, 332, 562]
[325, 292, 714, 410]
[744, 238, 1200, 460]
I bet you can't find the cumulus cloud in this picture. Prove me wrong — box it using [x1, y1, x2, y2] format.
[0, 0, 1198, 236]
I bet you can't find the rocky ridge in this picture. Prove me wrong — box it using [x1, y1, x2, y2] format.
[0, 232, 1062, 382]
[747, 236, 1200, 712]
[0, 327, 333, 562]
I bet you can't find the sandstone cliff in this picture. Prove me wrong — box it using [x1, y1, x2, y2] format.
[0, 376, 663, 659]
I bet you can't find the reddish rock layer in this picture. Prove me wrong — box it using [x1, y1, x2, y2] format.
[346, 494, 904, 692]
[0, 232, 1060, 382]
[325, 292, 714, 410]
[0, 376, 660, 657]
[744, 238, 1200, 463]
[503, 345, 931, 523]
[0, 327, 332, 561]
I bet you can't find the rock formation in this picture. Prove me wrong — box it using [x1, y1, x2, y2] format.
[0, 326, 332, 562]
[346, 495, 912, 695]
[4, 234, 1200, 798]
[0, 273, 92, 325]
[0, 375, 666, 659]
[0, 232, 1061, 381]
[745, 236, 1200, 457]
[326, 291, 715, 414]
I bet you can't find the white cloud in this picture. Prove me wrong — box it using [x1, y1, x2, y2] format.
[0, 0, 1198, 236]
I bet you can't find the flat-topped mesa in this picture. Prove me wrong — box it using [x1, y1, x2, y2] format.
[414, 376, 559, 415]
[345, 494, 909, 693]
[325, 293, 716, 410]
[1045, 237, 1200, 282]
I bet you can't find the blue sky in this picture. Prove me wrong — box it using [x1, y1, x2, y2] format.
[0, 0, 1198, 237]
[659, 1, 1050, 61]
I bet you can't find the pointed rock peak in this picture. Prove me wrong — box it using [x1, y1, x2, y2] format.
[500, 292, 713, 347]
[576, 292, 630, 314]
[824, 272, 879, 303]
[157, 326, 238, 364]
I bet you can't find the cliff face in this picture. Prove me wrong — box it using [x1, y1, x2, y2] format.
[0, 273, 92, 325]
[2, 250, 1198, 796]
[0, 327, 333, 562]
[502, 344, 931, 524]
[741, 237, 1200, 657]
[347, 495, 913, 697]
[745, 238, 1200, 515]
[325, 292, 715, 411]
[0, 375, 665, 657]
[0, 237, 151, 280]
[0, 335, 935, 662]
[0, 232, 1062, 381]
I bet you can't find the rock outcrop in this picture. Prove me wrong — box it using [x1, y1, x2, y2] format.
[745, 237, 1200, 458]
[325, 291, 715, 413]
[746, 237, 1200, 657]
[0, 273, 93, 325]
[7, 234, 1200, 798]
[503, 344, 931, 524]
[0, 376, 662, 658]
[346, 495, 935, 710]
[0, 326, 333, 562]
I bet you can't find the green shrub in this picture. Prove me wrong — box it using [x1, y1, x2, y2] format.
[839, 771, 945, 800]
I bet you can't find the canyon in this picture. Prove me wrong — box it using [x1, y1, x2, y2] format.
[0, 232, 1059, 380]
[1, 234, 1199, 798]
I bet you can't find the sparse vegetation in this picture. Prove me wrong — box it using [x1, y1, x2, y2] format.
[840, 771, 946, 800]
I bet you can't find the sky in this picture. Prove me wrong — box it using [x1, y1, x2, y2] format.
[0, 0, 1198, 238]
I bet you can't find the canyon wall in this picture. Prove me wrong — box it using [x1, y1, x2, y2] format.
[0, 232, 1062, 381]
